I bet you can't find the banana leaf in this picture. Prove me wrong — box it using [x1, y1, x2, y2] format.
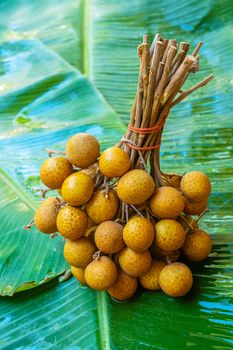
[0, 0, 232, 349]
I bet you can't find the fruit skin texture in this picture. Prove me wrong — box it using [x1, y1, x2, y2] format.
[181, 171, 211, 203]
[155, 219, 186, 251]
[71, 266, 86, 284]
[139, 260, 166, 291]
[117, 169, 155, 205]
[85, 190, 119, 224]
[123, 217, 154, 252]
[182, 229, 212, 261]
[99, 147, 130, 178]
[118, 247, 152, 277]
[34, 197, 59, 234]
[159, 262, 193, 297]
[56, 205, 88, 240]
[85, 256, 117, 290]
[108, 270, 138, 300]
[61, 172, 94, 206]
[184, 198, 208, 216]
[40, 156, 73, 189]
[149, 186, 185, 219]
[66, 133, 100, 168]
[95, 221, 125, 253]
[64, 237, 96, 268]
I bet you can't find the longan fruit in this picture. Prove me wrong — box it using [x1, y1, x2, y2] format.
[95, 221, 125, 253]
[149, 186, 185, 219]
[108, 270, 138, 300]
[71, 266, 86, 285]
[66, 133, 100, 168]
[40, 156, 73, 189]
[155, 219, 186, 251]
[150, 243, 180, 263]
[184, 198, 208, 216]
[159, 262, 193, 297]
[34, 197, 59, 234]
[61, 172, 94, 206]
[85, 256, 117, 290]
[56, 205, 88, 240]
[182, 229, 212, 261]
[64, 237, 96, 268]
[117, 169, 155, 205]
[118, 247, 152, 277]
[139, 260, 166, 291]
[85, 189, 119, 224]
[123, 216, 154, 252]
[181, 171, 211, 203]
[99, 147, 130, 178]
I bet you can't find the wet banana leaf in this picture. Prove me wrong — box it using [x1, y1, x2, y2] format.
[0, 0, 232, 349]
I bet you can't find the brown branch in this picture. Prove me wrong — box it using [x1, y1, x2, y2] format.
[171, 74, 214, 106]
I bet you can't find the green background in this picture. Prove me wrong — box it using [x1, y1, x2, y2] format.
[0, 0, 232, 349]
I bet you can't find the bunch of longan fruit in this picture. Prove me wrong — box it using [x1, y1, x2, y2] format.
[31, 132, 213, 301]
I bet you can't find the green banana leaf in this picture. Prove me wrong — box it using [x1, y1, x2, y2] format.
[0, 0, 233, 349]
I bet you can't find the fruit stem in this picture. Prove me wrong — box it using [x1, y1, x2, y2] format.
[45, 148, 66, 157]
[24, 219, 35, 230]
[129, 204, 144, 217]
[196, 208, 209, 223]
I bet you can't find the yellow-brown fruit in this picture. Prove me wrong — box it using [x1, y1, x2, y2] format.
[117, 169, 155, 205]
[155, 219, 186, 251]
[108, 270, 138, 300]
[40, 156, 73, 189]
[118, 247, 152, 277]
[139, 260, 166, 291]
[61, 172, 94, 206]
[85, 190, 119, 224]
[85, 256, 117, 290]
[71, 266, 86, 284]
[181, 171, 211, 203]
[95, 221, 125, 253]
[150, 243, 180, 263]
[64, 237, 96, 268]
[182, 229, 212, 261]
[34, 197, 59, 234]
[66, 133, 100, 168]
[99, 147, 130, 178]
[184, 198, 208, 216]
[123, 217, 154, 252]
[149, 186, 185, 219]
[159, 262, 193, 297]
[56, 205, 88, 240]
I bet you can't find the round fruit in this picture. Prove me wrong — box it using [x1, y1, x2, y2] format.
[95, 221, 125, 253]
[159, 262, 193, 297]
[182, 229, 212, 261]
[85, 256, 117, 290]
[108, 270, 138, 300]
[71, 266, 86, 284]
[181, 171, 211, 203]
[150, 243, 180, 263]
[40, 156, 73, 189]
[123, 217, 154, 252]
[149, 186, 185, 219]
[61, 172, 94, 206]
[56, 205, 88, 240]
[64, 237, 96, 268]
[34, 197, 59, 234]
[155, 219, 186, 251]
[85, 190, 119, 224]
[184, 198, 208, 216]
[66, 133, 100, 168]
[117, 169, 155, 205]
[139, 260, 166, 291]
[99, 147, 130, 178]
[118, 247, 152, 277]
